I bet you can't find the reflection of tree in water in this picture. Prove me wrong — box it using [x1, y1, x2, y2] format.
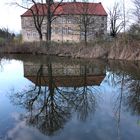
[107, 62, 140, 139]
[72, 65, 97, 121]
[74, 88, 97, 121]
[10, 63, 72, 136]
[107, 61, 140, 115]
[116, 75, 140, 116]
[107, 62, 140, 123]
[123, 78, 140, 115]
[10, 62, 101, 135]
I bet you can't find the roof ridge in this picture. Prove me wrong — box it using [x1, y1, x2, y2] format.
[21, 2, 107, 17]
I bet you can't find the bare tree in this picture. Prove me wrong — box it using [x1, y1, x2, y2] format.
[108, 3, 124, 38]
[14, 0, 45, 42]
[76, 2, 98, 45]
[79, 3, 94, 45]
[9, 63, 72, 136]
[69, 2, 107, 45]
[45, 0, 63, 41]
[122, 0, 126, 33]
[73, 65, 97, 121]
[127, 0, 140, 40]
[132, 0, 140, 23]
[14, 0, 63, 42]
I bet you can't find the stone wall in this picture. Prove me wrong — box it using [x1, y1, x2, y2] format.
[21, 15, 107, 42]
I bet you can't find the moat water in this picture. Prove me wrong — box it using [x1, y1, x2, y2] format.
[0, 54, 140, 140]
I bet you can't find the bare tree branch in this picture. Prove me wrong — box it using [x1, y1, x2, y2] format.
[108, 2, 124, 38]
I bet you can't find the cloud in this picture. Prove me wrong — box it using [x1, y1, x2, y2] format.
[7, 119, 48, 140]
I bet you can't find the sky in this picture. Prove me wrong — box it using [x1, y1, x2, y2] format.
[0, 0, 133, 33]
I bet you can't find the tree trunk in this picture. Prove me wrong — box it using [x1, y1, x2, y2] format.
[46, 0, 52, 41]
[84, 28, 87, 46]
[47, 20, 51, 41]
[39, 32, 43, 41]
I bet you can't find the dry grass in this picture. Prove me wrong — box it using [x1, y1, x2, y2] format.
[0, 37, 140, 60]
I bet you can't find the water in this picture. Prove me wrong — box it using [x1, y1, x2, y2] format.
[0, 54, 140, 140]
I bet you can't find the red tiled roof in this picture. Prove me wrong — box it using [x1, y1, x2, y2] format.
[21, 2, 107, 17]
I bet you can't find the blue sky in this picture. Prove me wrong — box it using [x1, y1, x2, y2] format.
[0, 0, 133, 33]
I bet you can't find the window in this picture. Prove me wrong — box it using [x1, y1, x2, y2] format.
[28, 21, 33, 27]
[53, 27, 58, 34]
[33, 33, 36, 37]
[62, 17, 67, 23]
[68, 27, 73, 34]
[51, 28, 54, 34]
[54, 17, 62, 24]
[91, 18, 95, 24]
[62, 27, 68, 34]
[101, 17, 104, 21]
[67, 16, 73, 24]
[101, 23, 104, 28]
[27, 33, 31, 38]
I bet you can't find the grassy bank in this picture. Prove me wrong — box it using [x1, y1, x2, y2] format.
[0, 38, 140, 61]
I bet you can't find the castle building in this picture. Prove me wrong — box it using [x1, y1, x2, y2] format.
[21, 2, 107, 42]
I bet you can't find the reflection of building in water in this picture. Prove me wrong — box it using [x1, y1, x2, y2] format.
[24, 62, 106, 87]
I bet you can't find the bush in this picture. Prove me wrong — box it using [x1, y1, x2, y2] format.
[128, 23, 140, 40]
[0, 37, 5, 46]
